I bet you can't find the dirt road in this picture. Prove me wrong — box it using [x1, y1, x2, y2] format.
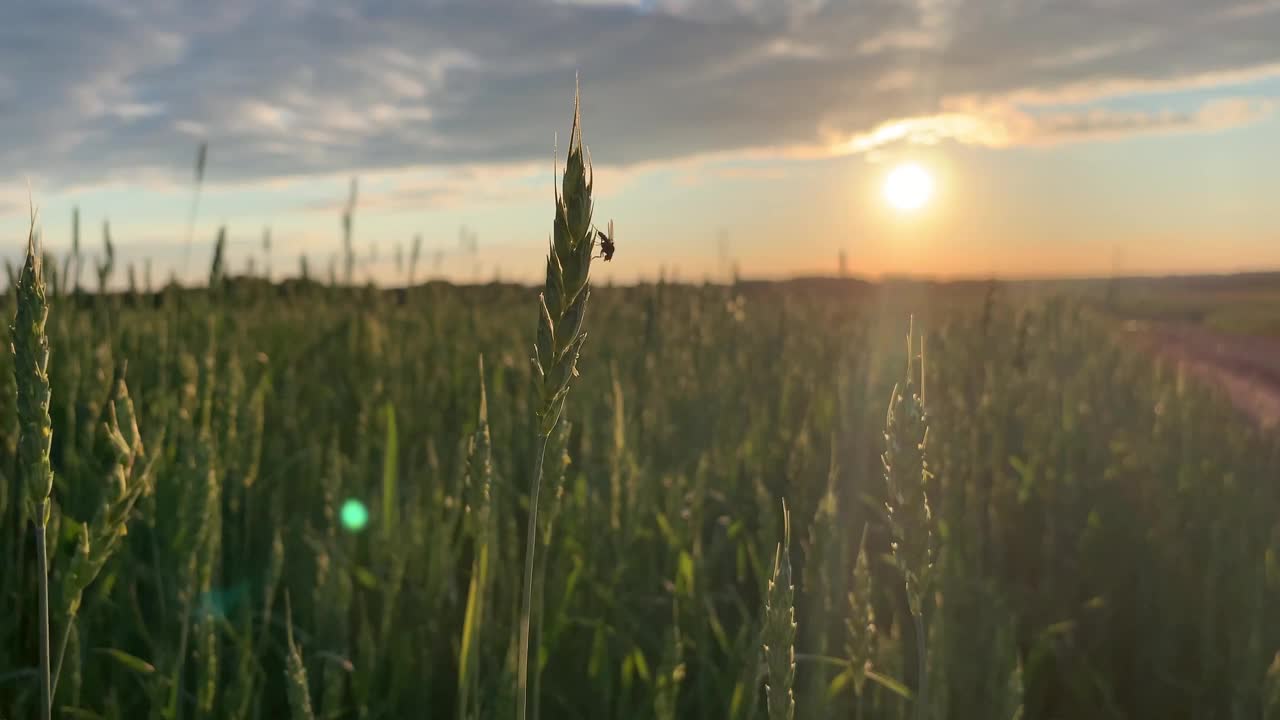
[1128, 320, 1280, 429]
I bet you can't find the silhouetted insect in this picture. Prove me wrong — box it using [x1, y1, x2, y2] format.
[596, 221, 616, 262]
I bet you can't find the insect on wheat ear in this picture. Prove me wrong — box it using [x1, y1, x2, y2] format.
[596, 220, 616, 262]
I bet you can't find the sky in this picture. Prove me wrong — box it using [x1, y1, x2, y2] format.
[2, 0, 1279, 286]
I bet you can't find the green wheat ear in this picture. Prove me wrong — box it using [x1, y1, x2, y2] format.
[14, 222, 53, 526]
[51, 365, 154, 702]
[883, 317, 933, 719]
[763, 500, 796, 720]
[532, 85, 596, 438]
[883, 318, 933, 615]
[846, 525, 877, 696]
[59, 366, 151, 617]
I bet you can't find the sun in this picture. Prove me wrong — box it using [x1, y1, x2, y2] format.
[883, 163, 934, 212]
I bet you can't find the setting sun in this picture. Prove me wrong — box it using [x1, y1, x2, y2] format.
[883, 163, 934, 212]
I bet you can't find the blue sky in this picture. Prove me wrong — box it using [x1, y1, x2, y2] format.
[2, 0, 1279, 285]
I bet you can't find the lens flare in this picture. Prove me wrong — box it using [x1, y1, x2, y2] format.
[340, 498, 369, 533]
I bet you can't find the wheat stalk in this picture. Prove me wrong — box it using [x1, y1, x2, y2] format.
[210, 226, 227, 290]
[530, 417, 572, 720]
[409, 233, 423, 286]
[458, 356, 494, 720]
[70, 205, 81, 295]
[516, 82, 598, 720]
[262, 227, 272, 281]
[846, 525, 877, 698]
[342, 178, 358, 286]
[97, 221, 114, 295]
[182, 141, 208, 280]
[883, 317, 934, 719]
[763, 500, 796, 720]
[653, 600, 685, 720]
[284, 593, 317, 720]
[51, 366, 154, 701]
[14, 211, 54, 720]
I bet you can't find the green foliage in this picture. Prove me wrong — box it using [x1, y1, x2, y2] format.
[1, 219, 1278, 720]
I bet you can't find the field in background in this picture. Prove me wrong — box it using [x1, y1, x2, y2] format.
[1084, 273, 1280, 428]
[1101, 272, 1280, 338]
[0, 274, 1277, 719]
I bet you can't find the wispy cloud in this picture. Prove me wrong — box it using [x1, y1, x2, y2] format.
[823, 96, 1277, 155]
[1015, 97, 1277, 145]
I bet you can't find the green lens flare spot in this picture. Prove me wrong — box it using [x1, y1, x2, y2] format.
[340, 499, 369, 533]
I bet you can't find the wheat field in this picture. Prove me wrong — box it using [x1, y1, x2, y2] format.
[2, 98, 1279, 720]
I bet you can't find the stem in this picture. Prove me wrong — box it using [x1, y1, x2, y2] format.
[50, 615, 75, 699]
[795, 653, 854, 668]
[516, 435, 551, 720]
[182, 176, 203, 279]
[129, 581, 158, 656]
[14, 500, 28, 647]
[169, 593, 193, 720]
[913, 611, 927, 720]
[35, 507, 52, 720]
[531, 541, 547, 720]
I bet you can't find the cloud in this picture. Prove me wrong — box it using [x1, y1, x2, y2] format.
[1014, 97, 1277, 144]
[820, 96, 1276, 156]
[293, 164, 550, 215]
[1, 0, 1279, 193]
